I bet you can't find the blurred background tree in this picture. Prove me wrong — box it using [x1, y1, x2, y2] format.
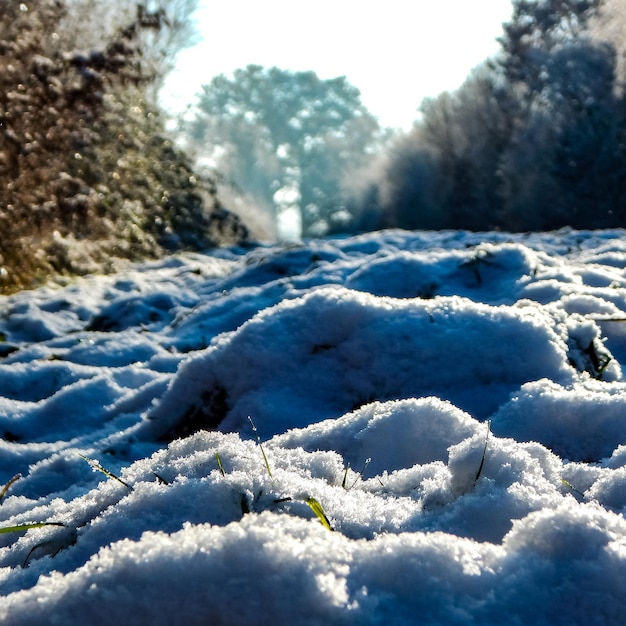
[185, 65, 388, 238]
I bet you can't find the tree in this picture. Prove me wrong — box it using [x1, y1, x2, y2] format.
[349, 0, 626, 233]
[187, 65, 386, 238]
[495, 0, 625, 229]
[498, 0, 602, 96]
[356, 64, 518, 232]
[417, 66, 518, 230]
[498, 38, 625, 229]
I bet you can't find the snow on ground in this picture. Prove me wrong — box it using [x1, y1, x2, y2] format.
[1, 228, 626, 623]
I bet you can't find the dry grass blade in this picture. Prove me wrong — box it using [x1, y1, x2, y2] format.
[0, 474, 22, 504]
[248, 417, 272, 478]
[474, 421, 491, 484]
[591, 317, 626, 322]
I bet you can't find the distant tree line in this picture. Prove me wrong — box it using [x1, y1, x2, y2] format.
[184, 0, 626, 239]
[348, 0, 626, 233]
[0, 0, 247, 293]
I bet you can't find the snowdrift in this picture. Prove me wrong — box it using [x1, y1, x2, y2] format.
[1, 229, 626, 624]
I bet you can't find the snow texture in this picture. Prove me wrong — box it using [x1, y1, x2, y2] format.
[1, 229, 626, 624]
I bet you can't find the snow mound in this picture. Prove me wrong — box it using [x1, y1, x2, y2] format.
[1, 229, 626, 623]
[492, 379, 626, 461]
[144, 285, 589, 439]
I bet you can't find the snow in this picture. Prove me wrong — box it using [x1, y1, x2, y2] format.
[1, 228, 626, 623]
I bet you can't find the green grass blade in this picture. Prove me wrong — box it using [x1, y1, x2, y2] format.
[305, 497, 333, 531]
[0, 522, 66, 534]
[215, 452, 226, 476]
[342, 458, 371, 491]
[561, 478, 586, 499]
[80, 454, 133, 490]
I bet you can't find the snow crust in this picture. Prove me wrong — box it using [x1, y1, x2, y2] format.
[1, 230, 626, 623]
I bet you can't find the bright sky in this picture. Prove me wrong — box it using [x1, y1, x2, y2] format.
[160, 0, 513, 130]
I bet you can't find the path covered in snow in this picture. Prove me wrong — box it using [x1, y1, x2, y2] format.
[1, 229, 626, 624]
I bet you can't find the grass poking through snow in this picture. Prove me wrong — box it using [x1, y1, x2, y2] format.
[79, 454, 133, 491]
[215, 452, 226, 477]
[0, 522, 66, 535]
[249, 416, 273, 478]
[474, 421, 491, 485]
[305, 497, 334, 531]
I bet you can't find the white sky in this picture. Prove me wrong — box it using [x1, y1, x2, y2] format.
[160, 0, 514, 130]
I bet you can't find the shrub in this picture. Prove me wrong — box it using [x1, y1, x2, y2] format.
[0, 1, 247, 293]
